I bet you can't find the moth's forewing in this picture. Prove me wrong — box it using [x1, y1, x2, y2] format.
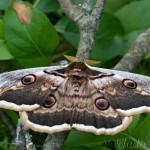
[0, 66, 64, 111]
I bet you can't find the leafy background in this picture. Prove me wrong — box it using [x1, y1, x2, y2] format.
[0, 0, 150, 149]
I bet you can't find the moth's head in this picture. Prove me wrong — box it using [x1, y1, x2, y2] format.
[65, 62, 89, 77]
[64, 55, 100, 77]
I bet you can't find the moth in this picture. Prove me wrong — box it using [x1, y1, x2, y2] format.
[0, 61, 150, 135]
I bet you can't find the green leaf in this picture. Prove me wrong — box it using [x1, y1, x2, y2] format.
[0, 138, 17, 150]
[4, 1, 59, 68]
[0, 0, 10, 11]
[113, 115, 150, 150]
[114, 138, 146, 150]
[97, 13, 124, 39]
[36, 0, 60, 13]
[105, 0, 129, 14]
[0, 138, 8, 150]
[0, 21, 13, 60]
[64, 146, 110, 150]
[114, 135, 149, 150]
[133, 114, 150, 140]
[55, 16, 70, 33]
[62, 32, 80, 49]
[91, 38, 124, 62]
[56, 18, 80, 49]
[0, 40, 14, 60]
[125, 115, 140, 134]
[65, 130, 126, 148]
[0, 19, 4, 39]
[90, 13, 124, 62]
[120, 31, 138, 55]
[115, 0, 150, 32]
[3, 109, 18, 125]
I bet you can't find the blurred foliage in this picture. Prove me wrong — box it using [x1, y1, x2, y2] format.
[0, 0, 150, 150]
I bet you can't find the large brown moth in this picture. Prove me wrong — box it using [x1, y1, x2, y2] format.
[0, 61, 150, 135]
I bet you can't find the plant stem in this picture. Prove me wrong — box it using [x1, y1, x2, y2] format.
[114, 29, 150, 71]
[15, 119, 36, 150]
[57, 0, 106, 61]
[42, 131, 70, 150]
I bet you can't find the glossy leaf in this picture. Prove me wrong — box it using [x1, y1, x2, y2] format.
[0, 138, 17, 150]
[63, 32, 79, 49]
[115, 0, 150, 32]
[133, 114, 150, 140]
[64, 146, 110, 150]
[0, 0, 10, 11]
[91, 38, 124, 62]
[4, 1, 59, 67]
[3, 110, 18, 125]
[0, 40, 14, 60]
[105, 0, 129, 13]
[90, 13, 124, 62]
[65, 130, 126, 148]
[0, 20, 4, 40]
[36, 0, 60, 13]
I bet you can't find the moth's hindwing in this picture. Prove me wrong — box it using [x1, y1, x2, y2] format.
[0, 62, 150, 135]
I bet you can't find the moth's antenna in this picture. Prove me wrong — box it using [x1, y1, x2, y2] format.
[64, 55, 100, 65]
[84, 60, 101, 65]
[64, 55, 78, 62]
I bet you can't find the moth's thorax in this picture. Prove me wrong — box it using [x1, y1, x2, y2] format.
[68, 69, 87, 77]
[67, 76, 88, 95]
[65, 62, 91, 95]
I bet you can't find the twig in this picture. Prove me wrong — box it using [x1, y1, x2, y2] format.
[42, 131, 70, 150]
[57, 0, 106, 61]
[25, 132, 36, 150]
[0, 109, 28, 150]
[15, 119, 36, 150]
[114, 29, 150, 71]
[14, 119, 26, 150]
[76, 0, 105, 60]
[82, 0, 91, 12]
